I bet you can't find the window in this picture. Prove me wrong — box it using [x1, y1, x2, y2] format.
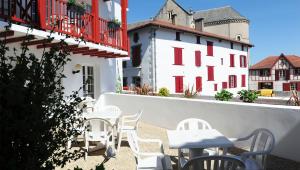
[122, 61, 127, 68]
[196, 77, 202, 92]
[290, 83, 297, 91]
[133, 32, 139, 43]
[236, 35, 241, 41]
[132, 45, 141, 67]
[171, 14, 177, 25]
[174, 47, 183, 65]
[279, 59, 286, 67]
[132, 76, 141, 87]
[229, 75, 237, 88]
[214, 84, 218, 91]
[195, 51, 201, 67]
[174, 76, 184, 93]
[82, 66, 95, 98]
[176, 32, 181, 41]
[221, 58, 224, 65]
[283, 83, 290, 91]
[207, 41, 214, 56]
[230, 54, 235, 67]
[259, 69, 270, 77]
[196, 36, 201, 44]
[241, 74, 246, 87]
[294, 69, 300, 76]
[258, 82, 273, 90]
[230, 42, 233, 49]
[123, 77, 128, 87]
[241, 45, 244, 51]
[240, 55, 247, 68]
[207, 66, 214, 81]
[279, 70, 286, 78]
[222, 82, 227, 89]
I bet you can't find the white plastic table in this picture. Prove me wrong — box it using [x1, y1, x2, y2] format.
[167, 129, 233, 157]
[83, 111, 121, 121]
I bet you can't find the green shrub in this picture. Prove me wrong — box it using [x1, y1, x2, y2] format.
[238, 90, 259, 103]
[158, 87, 170, 97]
[184, 85, 198, 98]
[215, 89, 233, 101]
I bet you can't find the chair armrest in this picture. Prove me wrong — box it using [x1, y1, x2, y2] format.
[241, 151, 269, 158]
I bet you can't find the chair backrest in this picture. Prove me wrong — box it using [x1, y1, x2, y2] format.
[127, 131, 140, 158]
[80, 97, 96, 113]
[182, 155, 245, 170]
[100, 105, 122, 115]
[84, 118, 113, 137]
[247, 128, 275, 168]
[176, 118, 212, 130]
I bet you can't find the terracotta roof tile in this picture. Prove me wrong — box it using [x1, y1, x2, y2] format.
[250, 54, 300, 69]
[128, 20, 253, 47]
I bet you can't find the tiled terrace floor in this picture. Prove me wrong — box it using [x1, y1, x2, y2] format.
[57, 122, 299, 170]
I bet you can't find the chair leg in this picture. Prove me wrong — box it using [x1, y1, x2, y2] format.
[85, 140, 89, 160]
[117, 131, 123, 153]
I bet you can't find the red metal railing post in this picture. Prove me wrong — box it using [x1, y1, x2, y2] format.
[92, 0, 100, 43]
[38, 0, 46, 29]
[121, 0, 128, 51]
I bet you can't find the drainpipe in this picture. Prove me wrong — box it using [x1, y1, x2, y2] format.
[151, 27, 157, 92]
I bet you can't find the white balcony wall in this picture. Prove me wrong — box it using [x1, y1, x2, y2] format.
[100, 93, 300, 162]
[100, 0, 122, 22]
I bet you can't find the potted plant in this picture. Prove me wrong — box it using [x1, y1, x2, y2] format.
[67, 0, 86, 15]
[108, 19, 121, 29]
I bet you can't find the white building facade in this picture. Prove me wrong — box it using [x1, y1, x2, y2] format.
[0, 0, 129, 99]
[123, 20, 252, 96]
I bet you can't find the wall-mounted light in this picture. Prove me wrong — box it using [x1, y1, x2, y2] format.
[72, 64, 82, 74]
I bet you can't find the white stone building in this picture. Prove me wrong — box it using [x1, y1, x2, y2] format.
[0, 0, 129, 99]
[249, 54, 300, 92]
[123, 0, 252, 96]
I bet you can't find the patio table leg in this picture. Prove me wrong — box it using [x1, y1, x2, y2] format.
[189, 148, 204, 170]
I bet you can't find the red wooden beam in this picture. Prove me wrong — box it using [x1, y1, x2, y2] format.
[22, 39, 53, 46]
[37, 43, 78, 50]
[72, 47, 90, 54]
[0, 31, 14, 38]
[4, 35, 35, 44]
[81, 49, 99, 55]
[89, 51, 107, 56]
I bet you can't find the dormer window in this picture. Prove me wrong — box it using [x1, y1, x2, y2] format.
[236, 35, 241, 41]
[279, 59, 286, 67]
[171, 14, 177, 25]
[176, 32, 181, 41]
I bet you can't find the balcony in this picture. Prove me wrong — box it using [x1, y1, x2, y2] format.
[57, 93, 300, 169]
[0, 0, 128, 52]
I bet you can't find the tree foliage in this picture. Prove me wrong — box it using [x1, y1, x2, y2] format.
[0, 28, 85, 169]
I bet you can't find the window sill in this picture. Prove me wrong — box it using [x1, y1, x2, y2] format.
[173, 64, 184, 66]
[207, 55, 214, 57]
[207, 80, 214, 81]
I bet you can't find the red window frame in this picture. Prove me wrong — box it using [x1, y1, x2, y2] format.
[222, 82, 227, 89]
[241, 74, 246, 87]
[174, 76, 184, 93]
[207, 66, 214, 81]
[214, 84, 218, 91]
[207, 41, 214, 56]
[229, 75, 237, 88]
[195, 51, 201, 67]
[196, 77, 202, 92]
[174, 47, 183, 65]
[240, 55, 247, 68]
[230, 54, 235, 67]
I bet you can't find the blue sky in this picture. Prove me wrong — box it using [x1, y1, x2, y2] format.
[127, 0, 300, 65]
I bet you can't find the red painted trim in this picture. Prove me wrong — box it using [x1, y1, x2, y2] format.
[195, 51, 201, 67]
[174, 47, 183, 65]
[241, 74, 246, 87]
[214, 84, 218, 91]
[230, 54, 235, 67]
[196, 76, 202, 92]
[174, 76, 184, 93]
[222, 82, 227, 89]
[207, 41, 214, 56]
[207, 66, 215, 81]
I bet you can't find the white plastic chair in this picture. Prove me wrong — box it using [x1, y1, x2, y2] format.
[127, 131, 172, 170]
[176, 118, 217, 158]
[230, 128, 275, 170]
[180, 155, 246, 170]
[117, 110, 143, 152]
[84, 118, 114, 159]
[80, 97, 96, 113]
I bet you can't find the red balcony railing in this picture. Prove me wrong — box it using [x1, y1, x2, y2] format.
[0, 0, 128, 51]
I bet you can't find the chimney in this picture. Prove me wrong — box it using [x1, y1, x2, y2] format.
[194, 18, 204, 32]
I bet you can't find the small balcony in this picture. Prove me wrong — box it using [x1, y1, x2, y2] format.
[0, 0, 128, 52]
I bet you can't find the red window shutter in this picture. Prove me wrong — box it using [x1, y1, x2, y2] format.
[234, 75, 237, 88]
[286, 70, 290, 80]
[240, 55, 242, 67]
[195, 51, 201, 66]
[175, 76, 183, 93]
[275, 70, 279, 81]
[207, 41, 214, 56]
[196, 77, 202, 92]
[244, 56, 247, 67]
[228, 75, 231, 88]
[283, 83, 290, 91]
[241, 74, 246, 87]
[230, 54, 235, 67]
[174, 48, 183, 65]
[214, 84, 218, 91]
[222, 82, 227, 89]
[207, 66, 214, 81]
[297, 82, 300, 91]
